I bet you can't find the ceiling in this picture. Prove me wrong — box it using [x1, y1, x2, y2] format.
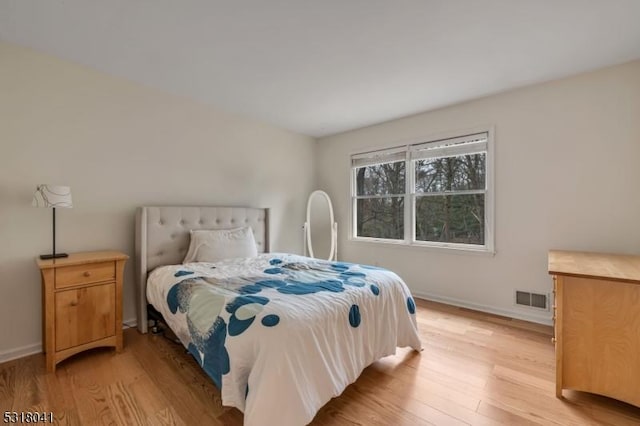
[2, 1, 640, 137]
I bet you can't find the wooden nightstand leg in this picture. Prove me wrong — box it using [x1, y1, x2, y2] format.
[46, 354, 56, 373]
[41, 281, 47, 354]
[116, 331, 123, 353]
[41, 269, 56, 372]
[115, 259, 125, 353]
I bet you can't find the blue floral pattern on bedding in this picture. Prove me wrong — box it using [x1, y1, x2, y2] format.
[164, 256, 415, 394]
[148, 253, 422, 426]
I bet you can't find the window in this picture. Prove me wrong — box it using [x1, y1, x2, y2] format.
[351, 131, 493, 252]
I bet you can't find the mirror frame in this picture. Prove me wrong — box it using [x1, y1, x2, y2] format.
[304, 190, 338, 261]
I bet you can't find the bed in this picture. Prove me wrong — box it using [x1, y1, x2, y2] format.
[135, 206, 422, 426]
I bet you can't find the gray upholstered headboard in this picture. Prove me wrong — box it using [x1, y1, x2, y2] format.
[135, 206, 270, 333]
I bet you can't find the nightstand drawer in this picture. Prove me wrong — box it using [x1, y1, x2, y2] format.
[55, 283, 116, 351]
[55, 261, 115, 289]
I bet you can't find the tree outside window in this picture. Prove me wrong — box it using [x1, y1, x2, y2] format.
[351, 131, 493, 252]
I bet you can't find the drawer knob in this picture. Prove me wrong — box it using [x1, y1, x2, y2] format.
[83, 271, 91, 277]
[551, 337, 556, 343]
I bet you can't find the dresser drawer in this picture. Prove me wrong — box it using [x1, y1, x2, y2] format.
[55, 261, 115, 289]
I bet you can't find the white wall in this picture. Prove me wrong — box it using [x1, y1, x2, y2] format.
[316, 60, 640, 324]
[0, 42, 316, 360]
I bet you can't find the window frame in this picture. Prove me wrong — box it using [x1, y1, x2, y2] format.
[349, 127, 495, 254]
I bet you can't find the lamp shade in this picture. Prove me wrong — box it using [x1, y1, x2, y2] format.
[32, 185, 73, 208]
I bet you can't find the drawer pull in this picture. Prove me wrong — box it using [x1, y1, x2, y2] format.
[551, 337, 556, 343]
[83, 271, 91, 277]
[70, 300, 78, 307]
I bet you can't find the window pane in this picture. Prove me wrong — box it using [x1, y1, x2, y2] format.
[357, 197, 404, 239]
[415, 194, 485, 245]
[415, 153, 485, 193]
[356, 161, 405, 196]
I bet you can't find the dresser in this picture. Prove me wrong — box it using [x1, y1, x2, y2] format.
[549, 250, 640, 407]
[37, 251, 128, 372]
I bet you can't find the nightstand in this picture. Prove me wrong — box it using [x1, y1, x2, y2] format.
[37, 251, 128, 372]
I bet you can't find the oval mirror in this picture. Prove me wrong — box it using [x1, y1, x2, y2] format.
[304, 190, 337, 261]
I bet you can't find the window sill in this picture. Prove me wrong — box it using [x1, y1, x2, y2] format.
[347, 237, 496, 256]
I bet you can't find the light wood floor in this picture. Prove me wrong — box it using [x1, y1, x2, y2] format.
[2, 299, 640, 425]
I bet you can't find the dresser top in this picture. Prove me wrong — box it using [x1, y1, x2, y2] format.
[36, 250, 129, 269]
[548, 250, 640, 283]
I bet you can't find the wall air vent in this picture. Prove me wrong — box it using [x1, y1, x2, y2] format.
[515, 290, 549, 310]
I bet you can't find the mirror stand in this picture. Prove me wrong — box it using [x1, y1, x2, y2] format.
[303, 190, 338, 261]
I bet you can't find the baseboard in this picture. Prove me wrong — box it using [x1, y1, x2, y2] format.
[0, 342, 42, 364]
[412, 291, 553, 326]
[0, 317, 140, 365]
[123, 317, 138, 329]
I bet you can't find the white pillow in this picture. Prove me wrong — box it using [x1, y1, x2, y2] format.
[183, 226, 258, 263]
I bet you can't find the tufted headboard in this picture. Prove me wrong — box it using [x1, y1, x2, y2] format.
[135, 206, 270, 333]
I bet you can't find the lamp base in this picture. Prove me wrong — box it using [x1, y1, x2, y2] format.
[40, 253, 69, 260]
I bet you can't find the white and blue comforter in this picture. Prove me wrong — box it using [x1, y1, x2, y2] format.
[147, 253, 421, 426]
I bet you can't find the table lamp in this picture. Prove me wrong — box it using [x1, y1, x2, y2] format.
[32, 184, 73, 260]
